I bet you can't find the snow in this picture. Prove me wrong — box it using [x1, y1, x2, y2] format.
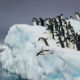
[68, 19, 80, 34]
[0, 19, 80, 80]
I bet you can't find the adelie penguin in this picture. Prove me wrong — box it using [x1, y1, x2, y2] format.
[36, 49, 53, 56]
[32, 18, 39, 26]
[60, 14, 64, 19]
[70, 16, 73, 19]
[54, 31, 65, 48]
[52, 18, 58, 31]
[38, 37, 49, 46]
[44, 28, 54, 39]
[75, 12, 80, 21]
[39, 18, 45, 26]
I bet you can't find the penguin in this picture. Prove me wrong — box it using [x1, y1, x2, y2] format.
[32, 18, 39, 26]
[56, 16, 62, 31]
[55, 31, 65, 48]
[67, 21, 72, 30]
[60, 27, 65, 36]
[36, 49, 53, 56]
[52, 18, 58, 31]
[44, 28, 54, 39]
[39, 18, 45, 26]
[38, 37, 49, 46]
[76, 34, 80, 50]
[75, 12, 80, 21]
[45, 18, 50, 25]
[60, 14, 64, 19]
[46, 20, 53, 33]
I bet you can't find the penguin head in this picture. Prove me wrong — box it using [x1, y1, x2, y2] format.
[70, 16, 73, 19]
[65, 17, 68, 20]
[39, 17, 43, 21]
[75, 12, 79, 16]
[32, 18, 37, 22]
[60, 14, 64, 19]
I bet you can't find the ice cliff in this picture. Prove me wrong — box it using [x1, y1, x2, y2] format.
[1, 19, 80, 80]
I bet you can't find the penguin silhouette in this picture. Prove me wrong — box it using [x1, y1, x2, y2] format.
[75, 12, 80, 21]
[39, 18, 44, 26]
[32, 18, 39, 26]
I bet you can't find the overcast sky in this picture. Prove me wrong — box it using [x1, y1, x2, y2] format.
[0, 0, 80, 43]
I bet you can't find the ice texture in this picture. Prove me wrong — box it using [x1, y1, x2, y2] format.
[1, 19, 80, 80]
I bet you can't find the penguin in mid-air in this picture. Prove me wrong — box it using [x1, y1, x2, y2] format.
[75, 12, 80, 21]
[36, 49, 53, 56]
[36, 37, 53, 56]
[38, 37, 49, 46]
[32, 18, 39, 26]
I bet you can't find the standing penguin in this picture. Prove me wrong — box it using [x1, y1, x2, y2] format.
[54, 31, 65, 48]
[52, 18, 58, 31]
[44, 28, 54, 39]
[60, 14, 64, 20]
[39, 18, 45, 26]
[32, 18, 39, 26]
[75, 12, 80, 21]
[46, 19, 53, 34]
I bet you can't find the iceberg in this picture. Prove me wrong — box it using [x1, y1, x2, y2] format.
[1, 19, 80, 80]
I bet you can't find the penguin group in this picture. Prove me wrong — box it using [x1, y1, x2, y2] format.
[32, 12, 80, 56]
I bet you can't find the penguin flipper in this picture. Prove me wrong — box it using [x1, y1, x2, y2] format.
[36, 51, 42, 56]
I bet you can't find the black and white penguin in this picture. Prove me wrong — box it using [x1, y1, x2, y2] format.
[32, 18, 39, 26]
[46, 19, 53, 33]
[54, 31, 65, 48]
[52, 18, 58, 31]
[44, 28, 54, 39]
[36, 49, 53, 56]
[75, 12, 80, 21]
[56, 16, 62, 31]
[38, 37, 49, 46]
[75, 33, 80, 50]
[39, 18, 45, 26]
[45, 18, 50, 25]
[60, 14, 64, 19]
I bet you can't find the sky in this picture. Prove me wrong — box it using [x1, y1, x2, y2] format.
[0, 0, 80, 43]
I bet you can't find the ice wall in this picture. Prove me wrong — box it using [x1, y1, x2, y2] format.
[1, 20, 80, 80]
